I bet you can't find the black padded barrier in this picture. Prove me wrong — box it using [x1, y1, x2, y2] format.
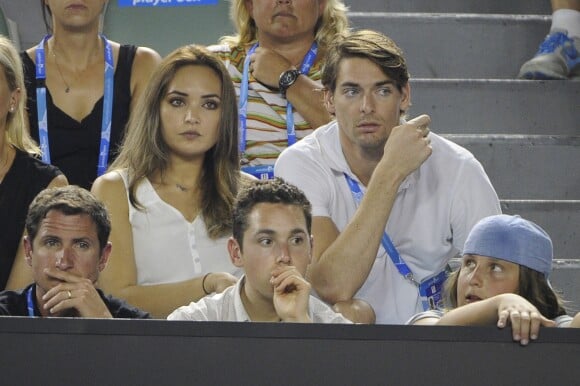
[0, 316, 578, 385]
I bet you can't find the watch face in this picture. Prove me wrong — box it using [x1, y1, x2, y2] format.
[280, 70, 299, 87]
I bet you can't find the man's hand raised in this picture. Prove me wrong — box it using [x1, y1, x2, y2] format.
[271, 266, 312, 323]
[379, 114, 433, 182]
[41, 268, 113, 318]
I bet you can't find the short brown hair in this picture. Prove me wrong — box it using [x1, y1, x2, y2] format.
[26, 186, 111, 253]
[232, 178, 312, 250]
[322, 29, 410, 93]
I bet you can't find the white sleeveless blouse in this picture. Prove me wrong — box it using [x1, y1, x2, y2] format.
[119, 170, 241, 285]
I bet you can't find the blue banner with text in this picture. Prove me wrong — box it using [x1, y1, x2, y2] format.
[118, 0, 218, 7]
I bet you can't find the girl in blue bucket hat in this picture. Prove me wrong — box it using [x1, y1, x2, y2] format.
[408, 214, 579, 343]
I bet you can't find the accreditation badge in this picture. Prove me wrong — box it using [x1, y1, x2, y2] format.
[241, 165, 275, 180]
[418, 270, 448, 311]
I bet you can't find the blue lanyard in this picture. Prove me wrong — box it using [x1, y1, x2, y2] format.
[343, 173, 419, 286]
[239, 41, 318, 159]
[35, 35, 115, 177]
[26, 286, 36, 317]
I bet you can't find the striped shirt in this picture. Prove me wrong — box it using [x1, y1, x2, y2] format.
[210, 44, 322, 166]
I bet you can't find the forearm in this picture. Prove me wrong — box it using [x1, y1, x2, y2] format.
[310, 169, 405, 302]
[5, 240, 33, 290]
[333, 299, 376, 324]
[282, 314, 312, 323]
[104, 277, 206, 319]
[286, 76, 332, 129]
[436, 297, 502, 326]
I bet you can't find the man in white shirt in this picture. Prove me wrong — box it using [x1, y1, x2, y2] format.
[275, 30, 501, 324]
[168, 179, 351, 323]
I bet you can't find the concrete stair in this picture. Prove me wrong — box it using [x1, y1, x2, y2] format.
[349, 13, 550, 79]
[346, 0, 551, 14]
[445, 134, 580, 200]
[501, 200, 580, 261]
[345, 0, 579, 309]
[411, 79, 578, 134]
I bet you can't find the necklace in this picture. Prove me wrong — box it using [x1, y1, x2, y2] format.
[157, 172, 197, 193]
[51, 50, 70, 93]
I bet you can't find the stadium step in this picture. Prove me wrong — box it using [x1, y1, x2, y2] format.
[443, 134, 580, 200]
[345, 0, 551, 14]
[500, 200, 580, 260]
[411, 79, 578, 135]
[348, 13, 551, 79]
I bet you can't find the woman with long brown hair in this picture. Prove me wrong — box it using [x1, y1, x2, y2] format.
[92, 45, 250, 318]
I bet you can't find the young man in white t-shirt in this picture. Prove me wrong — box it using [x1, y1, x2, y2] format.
[168, 179, 351, 323]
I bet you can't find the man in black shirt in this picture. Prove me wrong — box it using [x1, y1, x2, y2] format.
[0, 186, 149, 319]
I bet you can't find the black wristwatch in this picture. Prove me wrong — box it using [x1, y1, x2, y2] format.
[279, 69, 301, 98]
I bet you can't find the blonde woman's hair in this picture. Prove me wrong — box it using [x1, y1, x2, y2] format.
[110, 45, 240, 238]
[220, 0, 349, 49]
[0, 35, 40, 155]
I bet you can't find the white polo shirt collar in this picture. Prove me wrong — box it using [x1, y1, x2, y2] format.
[316, 120, 419, 192]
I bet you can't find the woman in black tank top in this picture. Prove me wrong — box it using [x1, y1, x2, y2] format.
[21, 1, 161, 189]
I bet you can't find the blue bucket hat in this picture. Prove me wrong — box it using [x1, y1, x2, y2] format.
[463, 215, 553, 278]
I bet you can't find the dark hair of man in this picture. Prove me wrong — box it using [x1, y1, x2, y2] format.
[232, 178, 312, 250]
[321, 29, 410, 94]
[25, 186, 111, 253]
[444, 265, 568, 319]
